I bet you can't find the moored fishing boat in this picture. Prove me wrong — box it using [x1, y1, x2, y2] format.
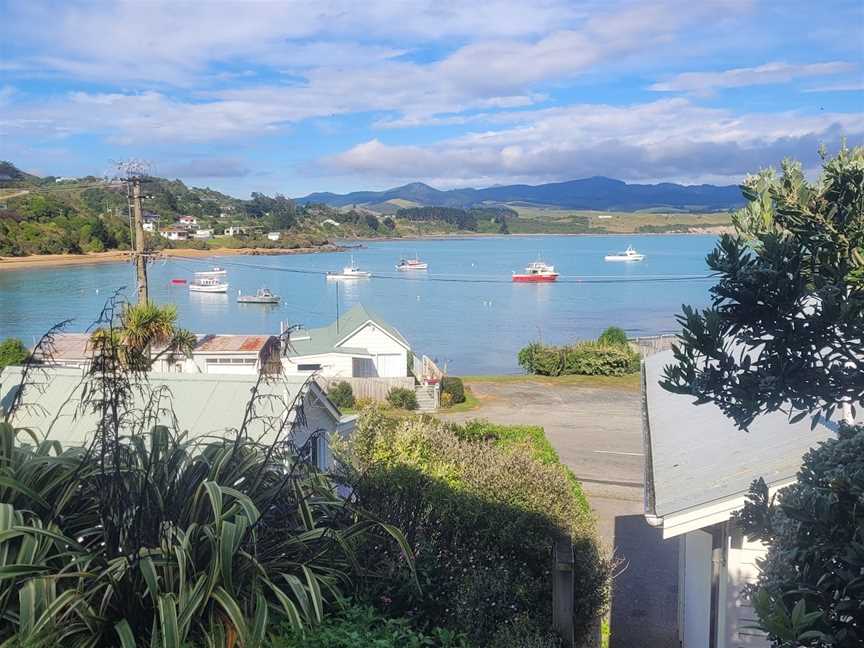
[326, 256, 372, 279]
[189, 270, 229, 293]
[395, 256, 428, 271]
[237, 287, 280, 304]
[512, 261, 558, 282]
[604, 245, 645, 262]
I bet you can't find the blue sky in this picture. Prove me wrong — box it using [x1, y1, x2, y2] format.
[1, 0, 862, 198]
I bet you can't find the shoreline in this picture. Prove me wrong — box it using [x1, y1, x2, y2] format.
[0, 244, 344, 271]
[339, 227, 732, 244]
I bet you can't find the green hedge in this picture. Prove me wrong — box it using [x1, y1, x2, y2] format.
[454, 420, 589, 512]
[337, 410, 608, 647]
[441, 377, 466, 404]
[518, 340, 639, 376]
[387, 387, 418, 410]
[269, 604, 470, 647]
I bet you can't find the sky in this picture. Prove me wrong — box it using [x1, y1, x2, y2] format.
[1, 0, 863, 198]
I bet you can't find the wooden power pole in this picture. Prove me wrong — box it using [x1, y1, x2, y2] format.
[130, 176, 149, 303]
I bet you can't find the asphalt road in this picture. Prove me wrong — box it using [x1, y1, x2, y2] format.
[441, 378, 679, 648]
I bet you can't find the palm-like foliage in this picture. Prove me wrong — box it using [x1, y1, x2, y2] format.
[0, 422, 408, 647]
[0, 300, 412, 647]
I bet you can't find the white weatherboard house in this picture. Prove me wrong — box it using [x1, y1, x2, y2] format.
[642, 350, 836, 648]
[0, 367, 354, 470]
[283, 304, 411, 378]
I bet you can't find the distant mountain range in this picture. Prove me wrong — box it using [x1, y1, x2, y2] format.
[297, 177, 745, 212]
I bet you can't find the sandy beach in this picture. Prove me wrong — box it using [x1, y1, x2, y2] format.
[0, 244, 344, 271]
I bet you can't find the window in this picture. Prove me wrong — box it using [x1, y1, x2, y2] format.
[297, 363, 321, 372]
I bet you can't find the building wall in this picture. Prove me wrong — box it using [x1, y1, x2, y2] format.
[678, 523, 771, 648]
[340, 324, 408, 377]
[724, 523, 770, 647]
[283, 353, 355, 377]
[680, 529, 713, 648]
[193, 353, 259, 375]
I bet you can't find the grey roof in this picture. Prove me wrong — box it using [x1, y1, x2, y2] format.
[286, 304, 410, 358]
[0, 366, 338, 447]
[643, 350, 836, 518]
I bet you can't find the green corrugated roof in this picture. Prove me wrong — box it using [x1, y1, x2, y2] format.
[285, 304, 410, 358]
[0, 366, 335, 447]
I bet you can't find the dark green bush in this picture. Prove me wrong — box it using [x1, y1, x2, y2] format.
[268, 604, 470, 647]
[387, 387, 418, 410]
[518, 340, 639, 376]
[0, 338, 29, 370]
[327, 381, 355, 409]
[736, 423, 864, 647]
[440, 377, 465, 404]
[598, 326, 628, 346]
[337, 410, 608, 647]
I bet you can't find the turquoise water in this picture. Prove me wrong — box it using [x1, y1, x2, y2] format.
[0, 235, 719, 374]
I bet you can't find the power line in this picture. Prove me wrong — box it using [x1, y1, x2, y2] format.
[169, 254, 717, 285]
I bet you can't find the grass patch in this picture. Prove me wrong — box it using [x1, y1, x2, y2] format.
[460, 372, 641, 391]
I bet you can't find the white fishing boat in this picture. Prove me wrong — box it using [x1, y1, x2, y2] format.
[396, 256, 428, 271]
[237, 287, 280, 304]
[326, 256, 372, 280]
[189, 271, 229, 293]
[604, 245, 645, 262]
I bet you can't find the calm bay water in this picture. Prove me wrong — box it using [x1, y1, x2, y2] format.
[0, 235, 718, 374]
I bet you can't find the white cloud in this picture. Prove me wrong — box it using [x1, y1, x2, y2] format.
[650, 61, 856, 94]
[803, 81, 864, 93]
[324, 99, 864, 185]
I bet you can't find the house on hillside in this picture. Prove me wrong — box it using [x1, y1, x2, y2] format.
[267, 231, 281, 241]
[143, 221, 157, 232]
[192, 228, 213, 239]
[283, 305, 412, 379]
[642, 350, 836, 648]
[160, 227, 189, 241]
[0, 367, 353, 470]
[178, 215, 198, 227]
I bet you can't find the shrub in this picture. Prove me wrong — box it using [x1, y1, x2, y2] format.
[0, 338, 29, 370]
[269, 604, 470, 647]
[736, 423, 864, 647]
[440, 377, 465, 404]
[336, 409, 608, 647]
[598, 326, 628, 346]
[328, 381, 355, 409]
[518, 340, 639, 376]
[387, 387, 418, 410]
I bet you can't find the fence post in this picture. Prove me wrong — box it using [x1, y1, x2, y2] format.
[553, 535, 575, 648]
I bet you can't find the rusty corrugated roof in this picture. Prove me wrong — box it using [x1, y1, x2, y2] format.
[194, 335, 272, 353]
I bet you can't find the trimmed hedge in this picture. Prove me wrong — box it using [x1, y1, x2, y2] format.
[518, 340, 639, 376]
[327, 381, 355, 409]
[440, 377, 466, 405]
[336, 409, 608, 647]
[269, 604, 470, 647]
[386, 387, 418, 410]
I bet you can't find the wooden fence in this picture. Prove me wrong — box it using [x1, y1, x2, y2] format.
[314, 376, 414, 401]
[628, 333, 679, 358]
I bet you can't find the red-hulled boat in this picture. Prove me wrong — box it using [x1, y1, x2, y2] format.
[512, 261, 558, 282]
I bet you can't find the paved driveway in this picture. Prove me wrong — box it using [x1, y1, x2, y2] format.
[441, 378, 679, 648]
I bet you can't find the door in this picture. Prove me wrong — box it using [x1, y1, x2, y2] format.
[374, 353, 402, 377]
[681, 530, 712, 648]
